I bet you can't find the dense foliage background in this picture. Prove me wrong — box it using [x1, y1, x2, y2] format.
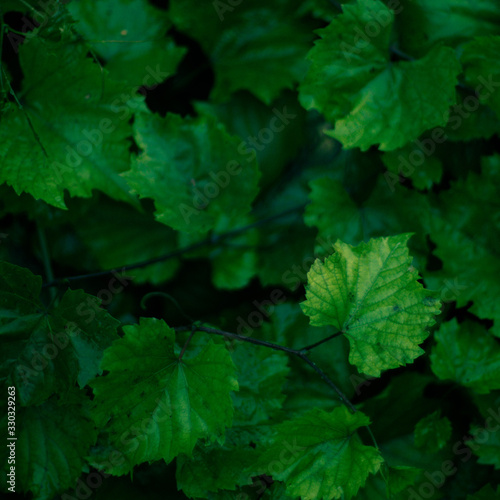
[1, 0, 500, 498]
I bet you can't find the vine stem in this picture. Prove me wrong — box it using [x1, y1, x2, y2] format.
[42, 204, 305, 288]
[178, 325, 196, 361]
[299, 331, 343, 352]
[183, 321, 381, 461]
[175, 324, 357, 414]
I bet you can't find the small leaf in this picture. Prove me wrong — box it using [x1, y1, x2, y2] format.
[430, 319, 500, 394]
[414, 411, 452, 453]
[466, 426, 500, 470]
[253, 406, 383, 500]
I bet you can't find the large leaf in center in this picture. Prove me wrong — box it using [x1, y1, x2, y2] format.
[301, 234, 441, 376]
[90, 318, 238, 474]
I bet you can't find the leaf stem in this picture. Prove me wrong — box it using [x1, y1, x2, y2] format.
[389, 44, 415, 61]
[365, 424, 379, 450]
[175, 323, 357, 414]
[299, 331, 343, 352]
[178, 325, 196, 361]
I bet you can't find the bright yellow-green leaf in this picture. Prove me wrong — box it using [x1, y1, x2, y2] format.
[301, 234, 441, 376]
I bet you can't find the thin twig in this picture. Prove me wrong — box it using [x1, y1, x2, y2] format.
[175, 325, 299, 355]
[299, 331, 343, 352]
[42, 204, 305, 288]
[175, 324, 357, 414]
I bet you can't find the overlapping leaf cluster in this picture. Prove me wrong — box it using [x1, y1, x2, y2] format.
[1, 0, 500, 498]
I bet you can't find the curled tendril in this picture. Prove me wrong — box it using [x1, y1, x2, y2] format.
[140, 292, 193, 323]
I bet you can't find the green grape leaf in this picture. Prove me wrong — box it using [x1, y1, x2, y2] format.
[230, 341, 289, 426]
[253, 406, 383, 500]
[466, 426, 500, 470]
[90, 318, 238, 473]
[382, 143, 443, 191]
[301, 234, 441, 376]
[397, 0, 500, 58]
[386, 465, 423, 495]
[176, 445, 253, 498]
[122, 112, 260, 234]
[460, 36, 500, 118]
[430, 319, 500, 394]
[175, 425, 266, 498]
[304, 177, 363, 247]
[68, 0, 186, 86]
[429, 157, 500, 335]
[195, 91, 306, 189]
[377, 434, 450, 484]
[0, 262, 119, 406]
[442, 87, 500, 141]
[414, 411, 452, 453]
[0, 38, 142, 209]
[430, 218, 500, 335]
[170, 0, 313, 104]
[299, 0, 460, 151]
[0, 392, 97, 500]
[356, 465, 423, 500]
